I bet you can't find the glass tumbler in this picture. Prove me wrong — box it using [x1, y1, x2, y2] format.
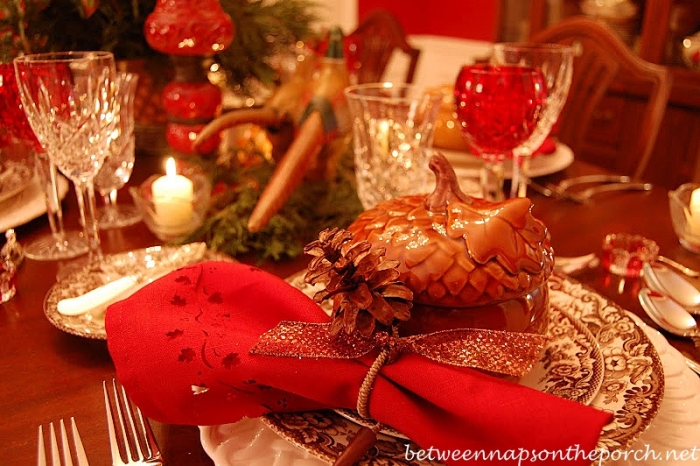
[344, 83, 442, 210]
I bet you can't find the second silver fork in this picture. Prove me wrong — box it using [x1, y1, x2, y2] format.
[37, 418, 89, 466]
[103, 379, 162, 466]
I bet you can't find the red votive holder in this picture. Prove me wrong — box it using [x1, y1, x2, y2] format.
[0, 260, 16, 303]
[601, 233, 659, 277]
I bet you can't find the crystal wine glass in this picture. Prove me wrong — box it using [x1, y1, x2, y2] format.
[14, 51, 119, 268]
[0, 62, 88, 260]
[454, 64, 547, 201]
[94, 72, 141, 229]
[491, 43, 573, 198]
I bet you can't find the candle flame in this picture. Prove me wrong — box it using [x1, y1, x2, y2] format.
[165, 157, 177, 177]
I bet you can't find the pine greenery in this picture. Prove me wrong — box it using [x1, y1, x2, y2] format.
[0, 0, 320, 87]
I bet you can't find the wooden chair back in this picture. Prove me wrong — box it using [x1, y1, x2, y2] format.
[530, 17, 672, 179]
[346, 9, 421, 84]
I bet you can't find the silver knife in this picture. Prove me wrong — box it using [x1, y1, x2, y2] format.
[57, 242, 208, 316]
[557, 175, 633, 191]
[681, 351, 700, 376]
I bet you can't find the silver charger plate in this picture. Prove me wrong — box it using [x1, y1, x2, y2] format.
[43, 244, 231, 339]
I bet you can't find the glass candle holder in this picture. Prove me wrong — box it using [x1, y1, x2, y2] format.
[669, 183, 700, 253]
[130, 166, 211, 242]
[601, 233, 659, 277]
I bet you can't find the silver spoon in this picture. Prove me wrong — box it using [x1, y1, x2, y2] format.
[642, 262, 700, 315]
[639, 288, 700, 375]
[638, 288, 700, 348]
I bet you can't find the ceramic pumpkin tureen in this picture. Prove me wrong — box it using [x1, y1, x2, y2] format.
[346, 153, 554, 336]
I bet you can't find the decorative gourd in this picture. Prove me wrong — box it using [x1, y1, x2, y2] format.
[193, 27, 352, 233]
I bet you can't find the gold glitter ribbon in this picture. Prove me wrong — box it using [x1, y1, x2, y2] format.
[250, 321, 547, 378]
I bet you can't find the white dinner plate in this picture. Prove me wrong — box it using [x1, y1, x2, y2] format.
[0, 175, 69, 232]
[615, 313, 700, 465]
[438, 142, 574, 180]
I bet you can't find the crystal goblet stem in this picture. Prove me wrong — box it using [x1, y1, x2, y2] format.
[75, 179, 103, 262]
[96, 137, 140, 229]
[42, 159, 64, 238]
[25, 153, 88, 260]
[481, 159, 506, 202]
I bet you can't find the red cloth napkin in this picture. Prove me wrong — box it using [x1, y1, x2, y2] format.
[106, 261, 611, 465]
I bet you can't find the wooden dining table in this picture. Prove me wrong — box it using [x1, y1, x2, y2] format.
[1, 148, 698, 466]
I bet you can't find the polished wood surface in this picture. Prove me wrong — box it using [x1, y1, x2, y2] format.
[1, 152, 699, 465]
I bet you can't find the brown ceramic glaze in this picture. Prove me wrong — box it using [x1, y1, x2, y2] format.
[347, 153, 554, 334]
[399, 284, 549, 337]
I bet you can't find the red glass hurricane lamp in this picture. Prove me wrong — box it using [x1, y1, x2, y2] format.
[144, 0, 235, 155]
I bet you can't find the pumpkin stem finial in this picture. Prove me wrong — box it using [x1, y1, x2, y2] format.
[425, 153, 474, 212]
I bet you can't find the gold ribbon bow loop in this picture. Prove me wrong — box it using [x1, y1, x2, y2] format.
[398, 329, 548, 377]
[251, 321, 379, 359]
[251, 321, 548, 378]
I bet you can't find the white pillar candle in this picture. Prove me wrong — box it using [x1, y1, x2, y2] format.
[151, 157, 194, 231]
[689, 187, 700, 236]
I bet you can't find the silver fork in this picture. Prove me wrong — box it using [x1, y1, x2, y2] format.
[528, 179, 583, 202]
[37, 418, 89, 466]
[103, 379, 163, 465]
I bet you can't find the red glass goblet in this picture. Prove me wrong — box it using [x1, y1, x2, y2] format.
[454, 64, 547, 201]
